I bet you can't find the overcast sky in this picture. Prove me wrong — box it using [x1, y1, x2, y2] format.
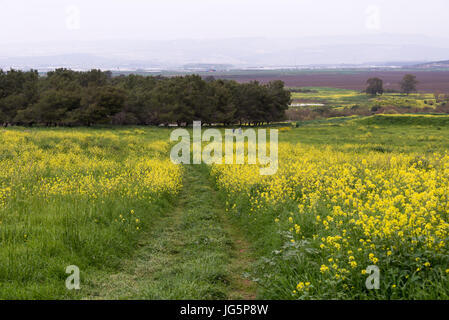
[1, 0, 448, 43]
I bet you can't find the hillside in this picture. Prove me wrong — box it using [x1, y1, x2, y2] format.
[412, 60, 449, 69]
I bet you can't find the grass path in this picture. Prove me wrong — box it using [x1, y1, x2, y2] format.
[86, 164, 256, 299]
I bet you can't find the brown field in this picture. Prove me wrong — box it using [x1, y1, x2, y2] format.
[220, 70, 449, 93]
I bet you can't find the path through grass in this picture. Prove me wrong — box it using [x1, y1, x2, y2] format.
[86, 164, 256, 299]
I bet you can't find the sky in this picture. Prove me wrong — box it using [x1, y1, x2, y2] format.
[1, 0, 448, 43]
[1, 0, 449, 67]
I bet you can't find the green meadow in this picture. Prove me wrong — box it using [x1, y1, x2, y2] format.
[1, 114, 449, 299]
[290, 87, 441, 110]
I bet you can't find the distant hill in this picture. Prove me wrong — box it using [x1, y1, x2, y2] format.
[2, 34, 449, 71]
[0, 53, 163, 72]
[182, 63, 233, 71]
[411, 60, 449, 69]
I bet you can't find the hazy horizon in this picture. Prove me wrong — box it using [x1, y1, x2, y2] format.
[1, 0, 449, 68]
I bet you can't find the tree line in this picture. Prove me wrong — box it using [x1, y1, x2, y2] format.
[0, 69, 291, 127]
[366, 74, 418, 95]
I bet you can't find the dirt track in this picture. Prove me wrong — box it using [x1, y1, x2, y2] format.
[220, 71, 449, 93]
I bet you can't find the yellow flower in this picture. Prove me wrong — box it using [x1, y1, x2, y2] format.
[320, 265, 330, 273]
[210, 138, 449, 297]
[294, 224, 301, 234]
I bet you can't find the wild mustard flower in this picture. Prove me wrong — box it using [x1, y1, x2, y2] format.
[320, 265, 330, 273]
[211, 141, 449, 298]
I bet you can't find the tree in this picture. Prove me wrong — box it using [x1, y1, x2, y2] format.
[400, 74, 418, 95]
[151, 77, 194, 126]
[86, 86, 126, 125]
[79, 69, 111, 87]
[366, 78, 384, 95]
[31, 89, 81, 126]
[0, 69, 39, 125]
[0, 68, 291, 126]
[265, 80, 291, 123]
[207, 80, 237, 125]
[0, 94, 28, 124]
[233, 81, 262, 125]
[69, 86, 125, 126]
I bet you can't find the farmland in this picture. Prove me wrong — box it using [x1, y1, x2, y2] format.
[286, 86, 449, 121]
[220, 70, 449, 93]
[2, 114, 449, 299]
[290, 87, 437, 108]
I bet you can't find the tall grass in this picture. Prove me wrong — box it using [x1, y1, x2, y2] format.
[0, 127, 181, 299]
[212, 116, 449, 299]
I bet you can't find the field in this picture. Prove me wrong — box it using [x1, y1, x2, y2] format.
[0, 128, 183, 298]
[290, 87, 440, 109]
[2, 115, 449, 299]
[220, 70, 449, 93]
[213, 115, 449, 299]
[286, 86, 449, 121]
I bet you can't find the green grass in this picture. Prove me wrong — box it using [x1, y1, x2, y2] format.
[0, 127, 178, 299]
[3, 115, 449, 299]
[85, 164, 256, 300]
[355, 114, 449, 126]
[290, 114, 449, 153]
[0, 126, 256, 299]
[290, 87, 438, 110]
[213, 114, 449, 299]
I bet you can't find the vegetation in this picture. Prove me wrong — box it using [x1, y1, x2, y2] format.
[287, 85, 449, 121]
[212, 115, 449, 299]
[400, 74, 419, 95]
[366, 78, 384, 96]
[88, 164, 255, 299]
[0, 127, 182, 298]
[2, 115, 449, 299]
[0, 69, 291, 127]
[2, 66, 449, 301]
